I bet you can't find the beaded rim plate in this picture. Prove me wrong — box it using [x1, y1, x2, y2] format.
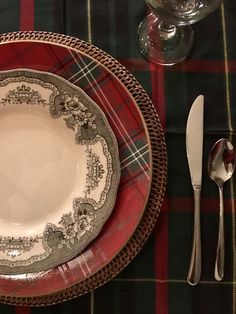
[0, 68, 120, 275]
[0, 31, 167, 306]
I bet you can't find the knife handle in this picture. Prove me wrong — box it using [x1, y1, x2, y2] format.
[187, 185, 202, 285]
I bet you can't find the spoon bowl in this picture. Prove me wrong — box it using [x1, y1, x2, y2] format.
[208, 138, 236, 281]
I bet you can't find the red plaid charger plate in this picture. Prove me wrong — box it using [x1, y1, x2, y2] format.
[0, 31, 166, 305]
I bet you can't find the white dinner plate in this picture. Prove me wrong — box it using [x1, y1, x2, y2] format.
[0, 69, 120, 275]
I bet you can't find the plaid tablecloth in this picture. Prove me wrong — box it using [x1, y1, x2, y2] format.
[0, 0, 235, 313]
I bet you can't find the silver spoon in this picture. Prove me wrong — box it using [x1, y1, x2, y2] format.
[208, 138, 235, 281]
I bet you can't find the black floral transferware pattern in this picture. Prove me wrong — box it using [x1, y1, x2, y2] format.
[0, 69, 120, 275]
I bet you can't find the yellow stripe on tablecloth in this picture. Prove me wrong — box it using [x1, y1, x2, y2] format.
[87, 0, 92, 43]
[221, 5, 235, 313]
[113, 278, 236, 285]
[221, 5, 233, 133]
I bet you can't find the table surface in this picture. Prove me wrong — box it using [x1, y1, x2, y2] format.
[0, 0, 235, 313]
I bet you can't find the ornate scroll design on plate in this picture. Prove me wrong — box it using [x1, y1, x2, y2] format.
[85, 147, 105, 196]
[0, 236, 40, 258]
[44, 199, 96, 250]
[1, 84, 47, 106]
[51, 92, 97, 139]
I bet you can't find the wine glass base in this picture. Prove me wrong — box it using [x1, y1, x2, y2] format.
[138, 13, 194, 66]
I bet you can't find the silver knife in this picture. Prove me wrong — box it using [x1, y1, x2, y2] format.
[186, 95, 204, 285]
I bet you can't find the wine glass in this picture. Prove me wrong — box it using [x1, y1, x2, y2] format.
[138, 0, 224, 65]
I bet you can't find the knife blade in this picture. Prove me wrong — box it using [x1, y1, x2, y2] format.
[186, 95, 204, 285]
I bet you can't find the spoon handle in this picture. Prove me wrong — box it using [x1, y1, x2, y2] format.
[215, 186, 225, 281]
[187, 185, 201, 285]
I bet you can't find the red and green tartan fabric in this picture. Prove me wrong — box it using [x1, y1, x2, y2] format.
[0, 0, 235, 313]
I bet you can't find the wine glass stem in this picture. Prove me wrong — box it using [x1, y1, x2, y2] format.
[158, 21, 177, 40]
[138, 12, 193, 65]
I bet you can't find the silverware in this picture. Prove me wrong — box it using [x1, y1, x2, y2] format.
[186, 95, 204, 285]
[208, 138, 236, 281]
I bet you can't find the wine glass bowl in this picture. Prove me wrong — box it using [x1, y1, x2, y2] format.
[147, 0, 224, 25]
[138, 0, 224, 65]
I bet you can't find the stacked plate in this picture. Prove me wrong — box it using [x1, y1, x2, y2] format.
[0, 31, 166, 306]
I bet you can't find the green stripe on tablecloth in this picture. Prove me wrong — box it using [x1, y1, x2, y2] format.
[168, 281, 233, 314]
[31, 293, 91, 313]
[90, 0, 146, 59]
[164, 71, 230, 133]
[0, 304, 14, 314]
[94, 280, 156, 314]
[90, 0, 112, 53]
[51, 0, 89, 41]
[117, 234, 156, 279]
[0, 1, 20, 33]
[169, 211, 234, 280]
[34, 0, 53, 31]
[190, 9, 224, 61]
[107, 0, 117, 57]
[127, 1, 147, 60]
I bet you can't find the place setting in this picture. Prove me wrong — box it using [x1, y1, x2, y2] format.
[0, 0, 234, 311]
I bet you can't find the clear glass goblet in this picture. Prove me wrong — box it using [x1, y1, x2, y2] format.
[138, 0, 224, 65]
